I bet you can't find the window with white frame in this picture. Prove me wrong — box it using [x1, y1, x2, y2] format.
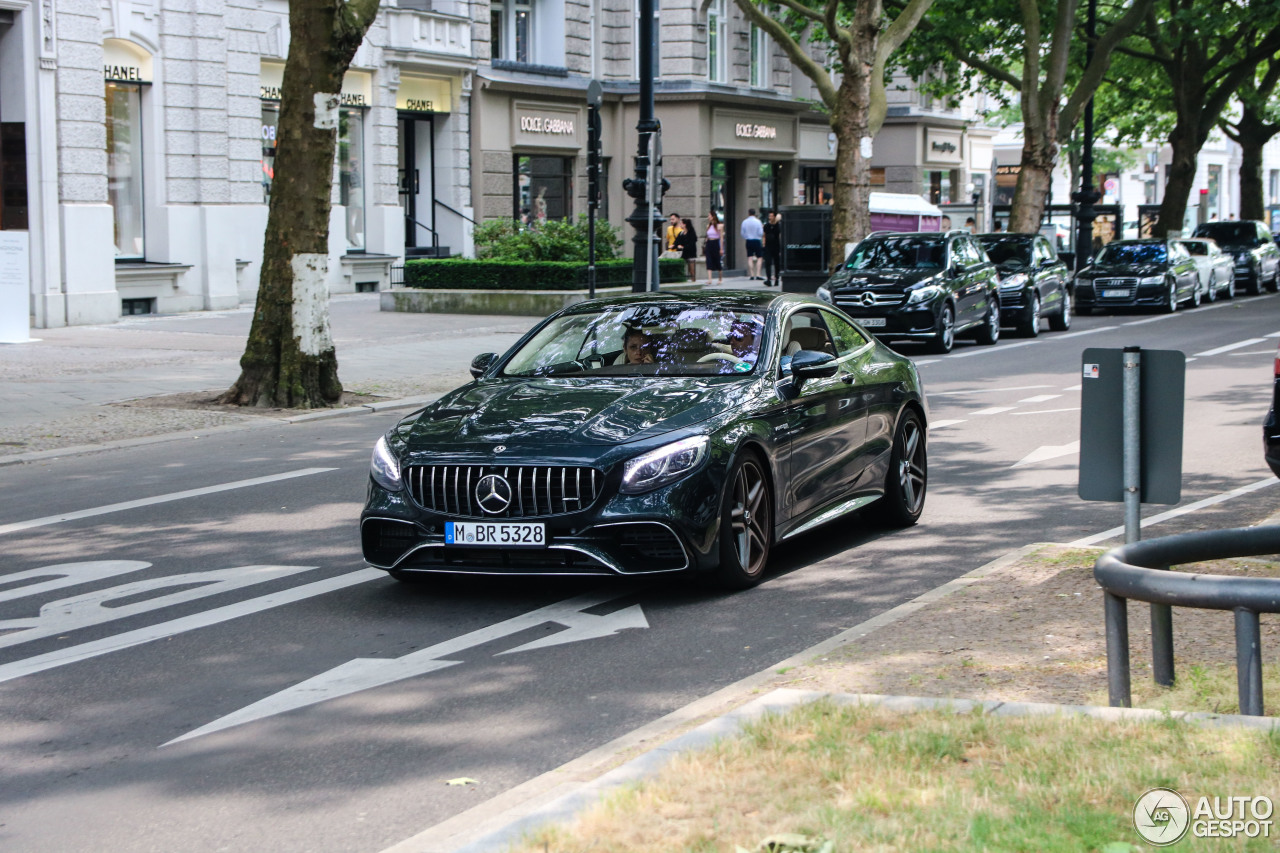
[707, 0, 727, 83]
[491, 0, 532, 63]
[750, 23, 768, 88]
[635, 0, 661, 78]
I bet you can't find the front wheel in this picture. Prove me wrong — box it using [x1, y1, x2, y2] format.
[1160, 279, 1179, 313]
[974, 302, 1000, 346]
[1018, 293, 1041, 337]
[1048, 291, 1071, 331]
[1223, 272, 1235, 299]
[926, 304, 955, 354]
[714, 453, 773, 589]
[868, 409, 927, 527]
[1205, 273, 1217, 303]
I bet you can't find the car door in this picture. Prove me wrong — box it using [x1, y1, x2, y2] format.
[821, 308, 891, 493]
[1031, 238, 1060, 315]
[775, 308, 868, 521]
[949, 237, 984, 328]
[1170, 241, 1198, 300]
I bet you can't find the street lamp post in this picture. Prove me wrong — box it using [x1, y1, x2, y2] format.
[622, 0, 665, 293]
[1072, 0, 1102, 273]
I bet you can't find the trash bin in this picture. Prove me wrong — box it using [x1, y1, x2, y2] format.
[778, 204, 832, 293]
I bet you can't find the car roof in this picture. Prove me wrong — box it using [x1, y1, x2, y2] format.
[974, 232, 1036, 239]
[557, 290, 815, 315]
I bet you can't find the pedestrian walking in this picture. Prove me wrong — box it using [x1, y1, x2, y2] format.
[704, 211, 725, 286]
[762, 210, 783, 286]
[676, 218, 699, 282]
[740, 208, 764, 280]
[664, 213, 682, 254]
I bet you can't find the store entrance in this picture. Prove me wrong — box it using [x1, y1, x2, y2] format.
[398, 115, 438, 255]
[711, 158, 734, 269]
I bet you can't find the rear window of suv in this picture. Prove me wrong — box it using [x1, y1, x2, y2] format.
[845, 236, 945, 270]
[1194, 222, 1259, 245]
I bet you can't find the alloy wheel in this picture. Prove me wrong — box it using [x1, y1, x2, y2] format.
[897, 418, 927, 516]
[729, 459, 770, 578]
[1021, 294, 1040, 337]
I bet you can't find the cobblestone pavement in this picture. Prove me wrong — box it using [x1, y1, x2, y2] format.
[0, 280, 770, 461]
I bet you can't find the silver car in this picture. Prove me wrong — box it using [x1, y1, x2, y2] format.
[1177, 238, 1235, 302]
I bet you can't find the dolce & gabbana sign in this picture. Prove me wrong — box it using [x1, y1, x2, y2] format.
[712, 111, 796, 153]
[511, 102, 583, 149]
[735, 123, 777, 140]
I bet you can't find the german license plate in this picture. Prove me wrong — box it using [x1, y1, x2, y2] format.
[861, 317, 887, 328]
[445, 521, 546, 547]
[1102, 289, 1130, 298]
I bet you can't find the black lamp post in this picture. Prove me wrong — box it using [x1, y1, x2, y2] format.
[1072, 0, 1102, 272]
[621, 0, 665, 292]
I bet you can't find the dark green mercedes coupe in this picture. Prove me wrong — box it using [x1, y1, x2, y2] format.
[361, 292, 928, 589]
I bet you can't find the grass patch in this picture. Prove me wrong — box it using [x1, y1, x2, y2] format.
[513, 700, 1279, 852]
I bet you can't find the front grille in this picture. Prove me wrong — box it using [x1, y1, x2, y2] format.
[612, 525, 687, 572]
[836, 291, 904, 308]
[1095, 278, 1138, 289]
[405, 464, 603, 518]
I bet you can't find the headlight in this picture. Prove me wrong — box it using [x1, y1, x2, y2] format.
[999, 273, 1028, 291]
[1139, 275, 1164, 286]
[370, 435, 403, 491]
[816, 285, 832, 304]
[905, 284, 944, 305]
[620, 436, 709, 494]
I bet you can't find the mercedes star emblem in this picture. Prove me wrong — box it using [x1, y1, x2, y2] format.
[860, 292, 876, 307]
[475, 474, 513, 514]
[494, 444, 507, 454]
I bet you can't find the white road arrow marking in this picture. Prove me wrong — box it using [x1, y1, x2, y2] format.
[166, 590, 648, 746]
[1012, 440, 1080, 468]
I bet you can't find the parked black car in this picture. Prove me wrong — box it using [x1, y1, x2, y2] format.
[361, 292, 929, 589]
[1074, 238, 1201, 314]
[975, 232, 1072, 336]
[1191, 220, 1280, 295]
[816, 231, 1001, 354]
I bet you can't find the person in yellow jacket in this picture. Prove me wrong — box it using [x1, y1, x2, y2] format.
[665, 213, 682, 252]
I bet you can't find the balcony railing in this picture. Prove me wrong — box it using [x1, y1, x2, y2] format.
[385, 7, 472, 59]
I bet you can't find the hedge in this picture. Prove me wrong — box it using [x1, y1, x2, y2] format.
[402, 258, 689, 290]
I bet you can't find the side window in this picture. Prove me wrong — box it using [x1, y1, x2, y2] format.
[780, 309, 836, 362]
[822, 310, 869, 357]
[1259, 223, 1274, 243]
[957, 238, 981, 266]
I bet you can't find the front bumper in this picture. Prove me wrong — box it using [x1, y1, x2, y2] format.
[1075, 278, 1169, 309]
[831, 294, 944, 341]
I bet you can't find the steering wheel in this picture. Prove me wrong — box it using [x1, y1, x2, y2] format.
[698, 352, 744, 364]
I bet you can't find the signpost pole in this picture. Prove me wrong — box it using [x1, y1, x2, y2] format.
[1122, 346, 1141, 544]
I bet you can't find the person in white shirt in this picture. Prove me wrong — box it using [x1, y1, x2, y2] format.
[740, 209, 764, 280]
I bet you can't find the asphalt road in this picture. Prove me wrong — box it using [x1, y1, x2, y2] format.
[1, 293, 1277, 853]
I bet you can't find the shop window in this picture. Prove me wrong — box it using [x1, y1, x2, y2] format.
[926, 170, 953, 205]
[339, 108, 366, 251]
[106, 82, 145, 259]
[707, 0, 726, 83]
[750, 24, 768, 88]
[515, 156, 572, 226]
[759, 162, 784, 212]
[261, 103, 279, 203]
[802, 166, 835, 204]
[0, 123, 28, 230]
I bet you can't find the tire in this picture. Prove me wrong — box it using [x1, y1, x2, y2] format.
[974, 301, 1000, 345]
[926, 303, 955, 354]
[1189, 280, 1201, 308]
[714, 452, 773, 589]
[1269, 266, 1280, 293]
[1048, 291, 1072, 331]
[868, 409, 927, 527]
[1204, 273, 1217, 303]
[1018, 293, 1041, 337]
[1224, 272, 1235, 299]
[1160, 279, 1179, 313]
[1247, 272, 1263, 296]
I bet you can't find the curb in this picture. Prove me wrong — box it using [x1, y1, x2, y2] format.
[0, 395, 440, 467]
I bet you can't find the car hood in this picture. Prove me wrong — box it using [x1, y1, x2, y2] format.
[402, 377, 752, 448]
[1083, 262, 1167, 277]
[826, 268, 939, 292]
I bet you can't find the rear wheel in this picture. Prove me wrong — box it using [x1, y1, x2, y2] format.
[1189, 281, 1202, 308]
[1223, 272, 1235, 299]
[1018, 293, 1041, 337]
[974, 302, 1000, 345]
[1205, 273, 1217, 303]
[869, 409, 927, 527]
[1048, 291, 1072, 331]
[715, 453, 773, 589]
[926, 304, 955, 354]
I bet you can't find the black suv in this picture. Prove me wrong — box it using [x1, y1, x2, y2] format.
[1191, 220, 1280, 295]
[976, 232, 1072, 336]
[816, 231, 1001, 354]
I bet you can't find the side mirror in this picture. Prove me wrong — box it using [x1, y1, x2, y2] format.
[470, 352, 499, 378]
[790, 349, 839, 382]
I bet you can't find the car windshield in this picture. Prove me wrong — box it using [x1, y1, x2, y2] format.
[978, 236, 1033, 267]
[845, 237, 946, 270]
[1195, 222, 1256, 244]
[1097, 243, 1167, 265]
[501, 304, 767, 378]
[1182, 241, 1209, 256]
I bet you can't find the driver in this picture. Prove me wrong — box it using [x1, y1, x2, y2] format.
[622, 327, 655, 364]
[727, 319, 762, 362]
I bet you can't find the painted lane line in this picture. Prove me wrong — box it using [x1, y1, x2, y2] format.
[913, 359, 940, 367]
[0, 568, 384, 685]
[1266, 331, 1280, 338]
[1063, 384, 1082, 391]
[929, 385, 1052, 397]
[1121, 314, 1181, 327]
[1194, 338, 1267, 357]
[971, 406, 1018, 416]
[1230, 350, 1278, 357]
[1069, 477, 1280, 547]
[1011, 407, 1082, 416]
[947, 340, 1041, 359]
[1018, 394, 1061, 403]
[1012, 441, 1079, 468]
[1053, 326, 1119, 340]
[929, 419, 966, 430]
[0, 468, 338, 537]
[166, 591, 649, 745]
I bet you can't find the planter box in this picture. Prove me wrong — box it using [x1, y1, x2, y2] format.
[380, 283, 707, 316]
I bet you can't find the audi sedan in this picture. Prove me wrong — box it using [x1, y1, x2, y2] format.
[1074, 239, 1201, 314]
[361, 292, 929, 589]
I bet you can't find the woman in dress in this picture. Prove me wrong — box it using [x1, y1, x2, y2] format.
[675, 218, 699, 282]
[704, 211, 724, 286]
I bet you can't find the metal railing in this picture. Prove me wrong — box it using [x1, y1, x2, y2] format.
[1094, 525, 1280, 716]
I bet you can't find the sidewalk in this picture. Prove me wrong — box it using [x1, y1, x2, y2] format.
[0, 276, 771, 461]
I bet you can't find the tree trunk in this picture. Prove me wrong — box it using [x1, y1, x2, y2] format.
[1009, 129, 1057, 233]
[1234, 106, 1274, 222]
[221, 0, 378, 408]
[831, 77, 872, 268]
[1155, 118, 1200, 238]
